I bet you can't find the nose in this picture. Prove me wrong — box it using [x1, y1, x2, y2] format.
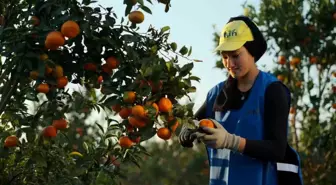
[226, 57, 236, 69]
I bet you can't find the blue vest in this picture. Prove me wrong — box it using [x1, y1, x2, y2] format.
[205, 71, 304, 185]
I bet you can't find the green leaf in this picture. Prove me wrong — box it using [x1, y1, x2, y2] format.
[179, 46, 188, 55]
[170, 42, 177, 51]
[140, 5, 152, 14]
[193, 59, 203, 62]
[188, 46, 192, 56]
[96, 122, 105, 133]
[125, 4, 133, 16]
[160, 26, 170, 33]
[179, 63, 194, 77]
[189, 76, 201, 82]
[186, 86, 197, 93]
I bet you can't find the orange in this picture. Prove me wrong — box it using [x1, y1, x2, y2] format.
[43, 126, 57, 138]
[29, 71, 39, 80]
[309, 56, 317, 64]
[36, 83, 50, 94]
[291, 57, 301, 65]
[4, 135, 18, 148]
[97, 75, 103, 84]
[332, 103, 336, 109]
[106, 56, 119, 69]
[57, 76, 68, 88]
[61, 20, 80, 39]
[149, 80, 163, 93]
[278, 56, 286, 65]
[101, 63, 113, 75]
[295, 81, 302, 88]
[53, 65, 64, 78]
[167, 117, 179, 132]
[158, 97, 172, 112]
[45, 65, 53, 76]
[150, 103, 159, 116]
[83, 63, 97, 71]
[157, 127, 171, 140]
[128, 11, 144, 24]
[199, 119, 215, 128]
[119, 136, 133, 148]
[277, 75, 285, 82]
[52, 118, 68, 130]
[119, 107, 131, 119]
[131, 0, 137, 5]
[112, 104, 121, 112]
[290, 107, 296, 114]
[123, 91, 136, 104]
[132, 105, 146, 117]
[31, 16, 40, 26]
[40, 54, 49, 61]
[128, 116, 146, 128]
[45, 31, 65, 49]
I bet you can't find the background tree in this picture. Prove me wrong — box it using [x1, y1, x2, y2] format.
[0, 0, 200, 184]
[213, 0, 336, 184]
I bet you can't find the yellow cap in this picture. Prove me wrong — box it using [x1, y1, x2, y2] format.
[215, 20, 254, 52]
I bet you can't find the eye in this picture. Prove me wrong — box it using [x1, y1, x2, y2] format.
[232, 53, 240, 58]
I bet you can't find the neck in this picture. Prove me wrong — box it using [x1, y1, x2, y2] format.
[237, 66, 259, 91]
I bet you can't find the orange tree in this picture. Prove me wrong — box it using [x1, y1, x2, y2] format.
[213, 1, 336, 184]
[0, 0, 200, 184]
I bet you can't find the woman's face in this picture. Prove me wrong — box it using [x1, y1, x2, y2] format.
[221, 46, 255, 79]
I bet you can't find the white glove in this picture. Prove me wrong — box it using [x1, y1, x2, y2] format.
[191, 119, 241, 151]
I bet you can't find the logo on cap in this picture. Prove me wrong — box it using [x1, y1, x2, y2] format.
[223, 29, 238, 38]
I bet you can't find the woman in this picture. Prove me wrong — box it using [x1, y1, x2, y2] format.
[179, 15, 304, 185]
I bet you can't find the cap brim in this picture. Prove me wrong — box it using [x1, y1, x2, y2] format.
[213, 41, 246, 53]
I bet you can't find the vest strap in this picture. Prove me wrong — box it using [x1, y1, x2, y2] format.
[276, 162, 299, 173]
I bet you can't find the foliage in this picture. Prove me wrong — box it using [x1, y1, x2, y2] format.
[213, 0, 336, 184]
[119, 137, 209, 185]
[0, 0, 200, 184]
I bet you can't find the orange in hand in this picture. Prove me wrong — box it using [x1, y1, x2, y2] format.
[199, 119, 215, 128]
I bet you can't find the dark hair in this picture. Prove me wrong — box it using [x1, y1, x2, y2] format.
[227, 15, 267, 62]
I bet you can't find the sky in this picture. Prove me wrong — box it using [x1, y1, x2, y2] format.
[95, 0, 275, 110]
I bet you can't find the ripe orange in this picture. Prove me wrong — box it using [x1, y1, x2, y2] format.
[157, 127, 171, 140]
[128, 116, 146, 128]
[31, 16, 40, 26]
[291, 57, 301, 65]
[4, 135, 18, 148]
[45, 65, 53, 76]
[158, 97, 172, 112]
[151, 103, 159, 115]
[333, 72, 336, 77]
[309, 56, 317, 64]
[52, 118, 68, 130]
[61, 20, 80, 39]
[332, 103, 336, 109]
[131, 0, 137, 5]
[168, 117, 179, 132]
[132, 105, 146, 117]
[128, 11, 144, 24]
[53, 65, 64, 78]
[29, 71, 39, 80]
[112, 104, 121, 112]
[277, 75, 285, 82]
[106, 56, 119, 69]
[97, 75, 103, 84]
[45, 31, 65, 49]
[119, 136, 133, 148]
[57, 76, 68, 88]
[36, 83, 50, 94]
[101, 63, 113, 75]
[295, 81, 302, 88]
[278, 56, 286, 65]
[199, 119, 215, 128]
[83, 63, 97, 71]
[123, 91, 136, 104]
[149, 80, 163, 93]
[39, 54, 49, 61]
[290, 107, 296, 114]
[43, 126, 57, 138]
[119, 107, 131, 119]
